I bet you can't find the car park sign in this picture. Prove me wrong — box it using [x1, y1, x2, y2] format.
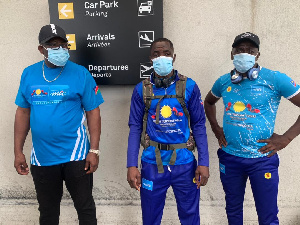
[48, 0, 163, 85]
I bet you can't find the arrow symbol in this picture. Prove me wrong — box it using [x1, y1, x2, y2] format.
[60, 4, 72, 17]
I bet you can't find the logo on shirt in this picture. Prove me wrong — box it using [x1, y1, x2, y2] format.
[291, 80, 297, 87]
[31, 85, 69, 105]
[233, 101, 246, 112]
[246, 103, 260, 113]
[265, 172, 271, 179]
[160, 105, 172, 118]
[227, 86, 232, 92]
[225, 102, 232, 111]
[157, 105, 184, 119]
[94, 86, 101, 95]
[50, 90, 66, 96]
[227, 101, 260, 113]
[31, 89, 48, 96]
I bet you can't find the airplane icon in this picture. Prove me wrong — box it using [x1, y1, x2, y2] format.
[138, 31, 154, 48]
[141, 64, 153, 73]
[140, 62, 153, 78]
[140, 33, 153, 42]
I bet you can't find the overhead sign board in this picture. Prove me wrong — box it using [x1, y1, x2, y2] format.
[48, 0, 163, 85]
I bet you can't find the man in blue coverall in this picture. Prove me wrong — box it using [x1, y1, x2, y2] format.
[204, 32, 300, 224]
[14, 24, 104, 225]
[127, 38, 209, 225]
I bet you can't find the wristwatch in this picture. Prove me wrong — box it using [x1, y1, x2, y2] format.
[89, 149, 100, 156]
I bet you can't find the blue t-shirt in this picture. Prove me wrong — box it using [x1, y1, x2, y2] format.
[211, 67, 300, 158]
[127, 71, 209, 167]
[15, 60, 104, 166]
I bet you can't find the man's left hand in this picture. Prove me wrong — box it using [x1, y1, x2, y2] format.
[257, 133, 291, 157]
[195, 166, 209, 189]
[85, 152, 99, 174]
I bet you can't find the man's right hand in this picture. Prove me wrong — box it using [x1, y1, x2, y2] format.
[212, 125, 227, 148]
[127, 166, 141, 191]
[14, 153, 29, 175]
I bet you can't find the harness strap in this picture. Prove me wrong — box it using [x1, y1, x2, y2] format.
[141, 79, 152, 147]
[155, 145, 164, 173]
[149, 140, 189, 173]
[176, 75, 190, 128]
[155, 95, 165, 124]
[141, 74, 192, 173]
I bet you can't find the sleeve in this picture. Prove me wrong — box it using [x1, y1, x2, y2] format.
[81, 69, 104, 111]
[15, 69, 30, 108]
[127, 84, 145, 167]
[188, 83, 209, 167]
[211, 77, 222, 98]
[274, 72, 300, 99]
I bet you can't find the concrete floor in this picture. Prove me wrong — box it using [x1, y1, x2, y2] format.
[1, 199, 300, 225]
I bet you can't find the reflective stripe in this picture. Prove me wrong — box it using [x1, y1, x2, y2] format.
[70, 113, 85, 161]
[76, 124, 85, 161]
[31, 146, 41, 166]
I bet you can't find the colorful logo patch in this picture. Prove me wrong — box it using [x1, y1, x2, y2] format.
[265, 172, 271, 179]
[31, 89, 48, 96]
[225, 102, 232, 111]
[160, 105, 172, 118]
[246, 103, 260, 113]
[142, 178, 153, 191]
[227, 86, 232, 92]
[94, 86, 101, 95]
[291, 80, 297, 87]
[233, 101, 246, 112]
[172, 107, 183, 117]
[219, 163, 226, 174]
[31, 85, 69, 105]
[50, 90, 66, 97]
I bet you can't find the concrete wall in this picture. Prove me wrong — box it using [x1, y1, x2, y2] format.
[1, 0, 300, 224]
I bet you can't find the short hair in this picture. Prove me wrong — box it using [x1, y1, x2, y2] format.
[150, 38, 174, 52]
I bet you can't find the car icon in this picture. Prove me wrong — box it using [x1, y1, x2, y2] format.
[139, 3, 151, 13]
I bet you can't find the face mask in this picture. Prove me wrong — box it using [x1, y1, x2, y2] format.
[152, 56, 173, 76]
[233, 53, 256, 73]
[44, 46, 70, 67]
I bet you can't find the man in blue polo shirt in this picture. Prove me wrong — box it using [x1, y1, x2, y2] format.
[204, 32, 300, 225]
[127, 38, 209, 225]
[14, 24, 104, 225]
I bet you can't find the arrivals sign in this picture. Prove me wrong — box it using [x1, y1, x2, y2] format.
[48, 0, 163, 85]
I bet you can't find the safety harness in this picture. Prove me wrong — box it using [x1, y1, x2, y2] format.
[141, 74, 195, 173]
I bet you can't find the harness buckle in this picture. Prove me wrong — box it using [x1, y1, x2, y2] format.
[158, 143, 169, 150]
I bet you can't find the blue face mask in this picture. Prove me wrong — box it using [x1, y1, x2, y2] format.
[152, 56, 173, 76]
[233, 53, 256, 73]
[44, 46, 70, 67]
